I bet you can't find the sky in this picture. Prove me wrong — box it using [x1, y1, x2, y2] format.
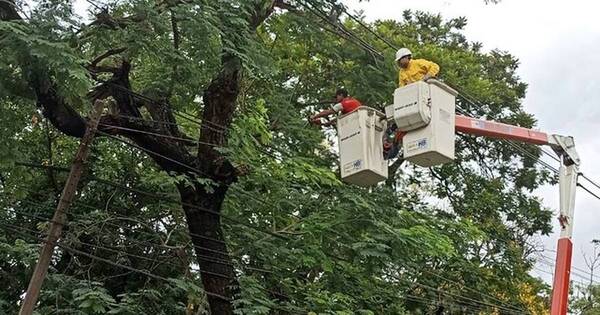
[343, 0, 600, 286]
[68, 0, 600, 288]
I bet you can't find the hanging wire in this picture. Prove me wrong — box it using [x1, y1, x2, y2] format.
[12, 161, 532, 313]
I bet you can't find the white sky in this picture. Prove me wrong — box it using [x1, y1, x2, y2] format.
[345, 0, 600, 287]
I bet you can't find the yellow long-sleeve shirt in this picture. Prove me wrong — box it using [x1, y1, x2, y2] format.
[398, 59, 440, 87]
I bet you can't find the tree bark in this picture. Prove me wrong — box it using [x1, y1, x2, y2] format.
[1, 1, 279, 313]
[177, 183, 236, 315]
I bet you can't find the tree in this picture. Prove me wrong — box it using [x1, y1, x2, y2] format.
[1, 0, 552, 313]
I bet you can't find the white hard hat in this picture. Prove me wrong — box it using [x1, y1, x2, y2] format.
[395, 48, 412, 61]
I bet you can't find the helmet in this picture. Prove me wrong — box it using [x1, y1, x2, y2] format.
[395, 48, 412, 61]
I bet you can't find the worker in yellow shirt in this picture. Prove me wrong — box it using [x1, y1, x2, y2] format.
[382, 48, 440, 159]
[395, 48, 440, 87]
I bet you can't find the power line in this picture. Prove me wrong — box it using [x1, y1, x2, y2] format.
[300, 0, 576, 187]
[14, 160, 533, 313]
[14, 163, 532, 314]
[12, 194, 276, 275]
[298, 0, 577, 185]
[103, 82, 225, 134]
[98, 123, 215, 146]
[320, 231, 529, 314]
[23, 7, 596, 304]
[14, 162, 292, 241]
[403, 294, 498, 314]
[14, 1, 572, 312]
[0, 212, 200, 273]
[95, 123, 552, 315]
[295, 0, 384, 59]
[322, 0, 399, 51]
[536, 254, 600, 284]
[0, 221, 232, 301]
[577, 181, 600, 202]
[100, 106, 578, 299]
[0, 219, 308, 313]
[579, 183, 600, 201]
[95, 131, 304, 220]
[454, 103, 560, 174]
[89, 0, 600, 200]
[12, 162, 533, 313]
[14, 198, 221, 254]
[8, 204, 528, 314]
[388, 273, 528, 314]
[0, 211, 386, 313]
[580, 173, 600, 192]
[97, 130, 207, 175]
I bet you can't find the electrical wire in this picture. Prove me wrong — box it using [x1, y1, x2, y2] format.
[321, 0, 399, 51]
[0, 219, 310, 312]
[1, 211, 230, 277]
[90, 132, 548, 314]
[580, 173, 600, 192]
[320, 232, 529, 314]
[0, 221, 232, 301]
[12, 195, 276, 275]
[295, 0, 384, 59]
[387, 273, 528, 314]
[10, 1, 567, 312]
[536, 258, 600, 287]
[14, 162, 292, 242]
[98, 123, 215, 146]
[14, 5, 600, 312]
[403, 294, 493, 314]
[95, 131, 303, 220]
[11, 162, 531, 313]
[578, 183, 600, 201]
[298, 0, 589, 190]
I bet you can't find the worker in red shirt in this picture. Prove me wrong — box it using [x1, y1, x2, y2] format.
[310, 88, 362, 126]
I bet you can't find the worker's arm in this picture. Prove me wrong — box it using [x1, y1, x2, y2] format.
[310, 102, 346, 125]
[419, 59, 440, 81]
[310, 108, 336, 125]
[398, 70, 406, 87]
[311, 108, 335, 120]
[322, 118, 337, 127]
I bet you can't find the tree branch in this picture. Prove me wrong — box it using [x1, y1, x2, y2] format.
[273, 0, 297, 12]
[167, 9, 180, 97]
[385, 157, 405, 187]
[199, 0, 277, 182]
[0, 0, 20, 20]
[89, 47, 127, 68]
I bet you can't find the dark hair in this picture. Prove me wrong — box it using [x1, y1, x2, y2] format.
[335, 88, 349, 98]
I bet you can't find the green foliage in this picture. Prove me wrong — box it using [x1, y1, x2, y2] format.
[0, 0, 552, 313]
[0, 19, 91, 107]
[73, 283, 117, 313]
[572, 284, 600, 315]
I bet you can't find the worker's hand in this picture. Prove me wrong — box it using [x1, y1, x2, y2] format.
[422, 74, 432, 82]
[310, 117, 322, 125]
[322, 120, 337, 127]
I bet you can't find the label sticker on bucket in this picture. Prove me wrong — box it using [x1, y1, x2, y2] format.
[406, 138, 429, 153]
[344, 159, 363, 173]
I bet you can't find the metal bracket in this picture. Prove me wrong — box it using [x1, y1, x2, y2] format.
[549, 134, 580, 166]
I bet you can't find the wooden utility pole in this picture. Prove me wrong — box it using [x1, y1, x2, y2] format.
[19, 100, 105, 315]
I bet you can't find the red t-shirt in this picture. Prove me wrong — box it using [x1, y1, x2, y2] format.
[339, 97, 361, 114]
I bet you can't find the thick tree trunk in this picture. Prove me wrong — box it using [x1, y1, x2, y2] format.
[1, 2, 279, 313]
[177, 182, 237, 315]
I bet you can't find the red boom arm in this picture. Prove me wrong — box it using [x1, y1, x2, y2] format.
[455, 115, 549, 145]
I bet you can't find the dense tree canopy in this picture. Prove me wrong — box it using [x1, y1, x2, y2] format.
[0, 0, 554, 314]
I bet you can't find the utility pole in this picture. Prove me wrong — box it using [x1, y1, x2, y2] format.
[19, 100, 105, 315]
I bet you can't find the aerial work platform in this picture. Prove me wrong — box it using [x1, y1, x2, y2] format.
[336, 78, 579, 315]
